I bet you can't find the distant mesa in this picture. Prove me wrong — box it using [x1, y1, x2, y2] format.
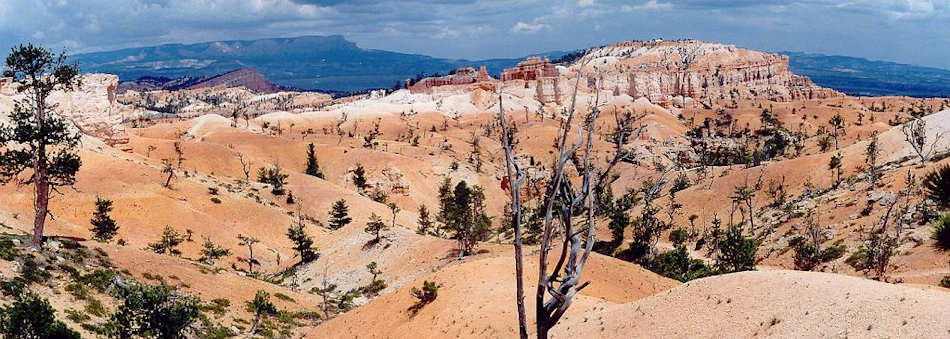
[117, 68, 280, 94]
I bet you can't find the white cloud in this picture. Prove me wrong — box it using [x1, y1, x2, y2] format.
[511, 21, 548, 34]
[434, 26, 459, 39]
[621, 0, 672, 12]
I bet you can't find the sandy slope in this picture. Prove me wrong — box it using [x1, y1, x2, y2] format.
[309, 252, 678, 338]
[564, 270, 950, 338]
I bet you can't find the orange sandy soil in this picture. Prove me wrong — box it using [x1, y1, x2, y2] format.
[309, 251, 678, 338]
[1, 84, 948, 338]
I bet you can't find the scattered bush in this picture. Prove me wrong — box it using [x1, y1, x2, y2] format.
[147, 226, 186, 255]
[0, 293, 80, 338]
[106, 283, 200, 339]
[408, 281, 438, 315]
[19, 259, 51, 284]
[716, 226, 758, 273]
[257, 165, 289, 195]
[649, 246, 715, 282]
[932, 214, 950, 250]
[923, 165, 950, 207]
[0, 237, 19, 261]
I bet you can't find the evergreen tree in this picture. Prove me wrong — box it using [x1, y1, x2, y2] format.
[0, 44, 83, 246]
[865, 131, 881, 188]
[257, 165, 288, 195]
[89, 196, 119, 242]
[305, 143, 325, 179]
[328, 199, 352, 230]
[287, 217, 319, 264]
[416, 204, 434, 235]
[245, 290, 277, 337]
[0, 293, 80, 338]
[828, 153, 843, 185]
[364, 213, 387, 244]
[440, 181, 493, 255]
[198, 236, 231, 265]
[716, 225, 758, 273]
[147, 226, 186, 255]
[436, 177, 454, 233]
[107, 283, 199, 339]
[351, 163, 367, 190]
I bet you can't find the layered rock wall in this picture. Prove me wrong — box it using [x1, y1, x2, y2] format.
[575, 40, 840, 103]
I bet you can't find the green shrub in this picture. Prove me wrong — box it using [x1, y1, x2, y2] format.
[274, 293, 295, 303]
[200, 298, 231, 317]
[0, 278, 26, 297]
[940, 275, 950, 288]
[19, 259, 51, 284]
[85, 298, 107, 317]
[845, 248, 869, 270]
[923, 165, 950, 207]
[65, 309, 90, 323]
[932, 214, 950, 250]
[408, 281, 438, 314]
[649, 246, 716, 282]
[80, 269, 118, 292]
[106, 283, 200, 339]
[65, 282, 90, 300]
[716, 226, 758, 273]
[668, 228, 688, 246]
[362, 279, 388, 297]
[0, 237, 20, 261]
[0, 293, 80, 338]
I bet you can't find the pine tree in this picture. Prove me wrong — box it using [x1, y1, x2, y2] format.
[716, 225, 758, 273]
[257, 164, 288, 195]
[89, 196, 119, 242]
[364, 213, 387, 244]
[246, 290, 277, 336]
[865, 131, 881, 189]
[287, 216, 319, 264]
[198, 236, 231, 265]
[436, 177, 454, 233]
[351, 163, 367, 190]
[416, 204, 433, 235]
[328, 199, 352, 230]
[305, 143, 325, 179]
[0, 293, 80, 338]
[828, 153, 843, 185]
[0, 44, 83, 246]
[147, 226, 185, 255]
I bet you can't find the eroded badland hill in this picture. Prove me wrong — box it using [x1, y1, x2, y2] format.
[1, 39, 948, 338]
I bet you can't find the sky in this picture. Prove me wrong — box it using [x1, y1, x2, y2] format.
[1, 0, 949, 69]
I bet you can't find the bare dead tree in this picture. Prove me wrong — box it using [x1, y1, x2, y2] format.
[499, 72, 645, 338]
[497, 90, 528, 339]
[336, 111, 348, 145]
[236, 152, 252, 182]
[901, 118, 946, 164]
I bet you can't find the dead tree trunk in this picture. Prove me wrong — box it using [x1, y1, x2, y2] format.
[497, 92, 529, 339]
[501, 72, 644, 338]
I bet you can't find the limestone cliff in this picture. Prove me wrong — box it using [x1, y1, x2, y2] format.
[1, 74, 134, 150]
[573, 39, 840, 103]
